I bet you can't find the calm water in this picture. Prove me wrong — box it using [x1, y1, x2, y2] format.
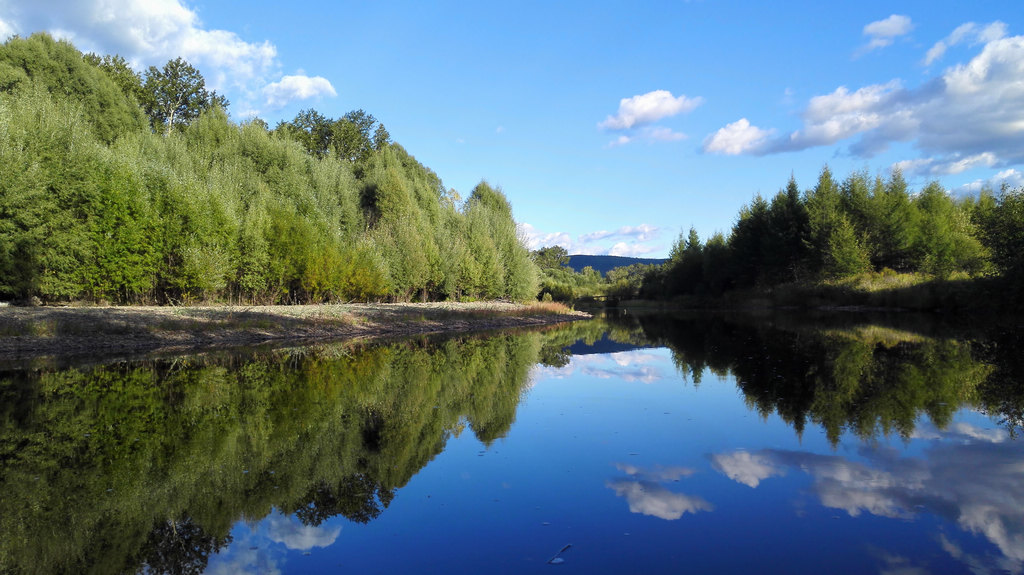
[1, 312, 1023, 574]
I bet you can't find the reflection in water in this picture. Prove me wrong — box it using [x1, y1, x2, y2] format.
[0, 310, 1022, 574]
[636, 312, 1020, 443]
[714, 420, 1024, 571]
[606, 464, 711, 520]
[266, 512, 342, 551]
[0, 332, 542, 574]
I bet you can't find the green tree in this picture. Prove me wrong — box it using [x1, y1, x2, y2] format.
[84, 53, 146, 104]
[532, 246, 570, 270]
[142, 57, 227, 135]
[0, 33, 146, 143]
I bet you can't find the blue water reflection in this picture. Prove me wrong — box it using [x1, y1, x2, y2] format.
[205, 332, 1021, 574]
[2, 313, 1022, 574]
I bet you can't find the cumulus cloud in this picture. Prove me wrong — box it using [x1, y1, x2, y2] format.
[702, 118, 774, 155]
[600, 90, 703, 131]
[0, 0, 337, 114]
[862, 15, 914, 52]
[704, 24, 1024, 176]
[262, 74, 337, 110]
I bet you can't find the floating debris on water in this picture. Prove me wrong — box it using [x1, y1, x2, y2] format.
[547, 544, 572, 565]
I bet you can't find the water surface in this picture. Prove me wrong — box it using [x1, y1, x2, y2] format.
[1, 312, 1022, 574]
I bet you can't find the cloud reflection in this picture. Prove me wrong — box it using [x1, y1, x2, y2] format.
[265, 512, 341, 551]
[537, 351, 668, 384]
[710, 451, 784, 488]
[712, 423, 1024, 571]
[607, 463, 711, 520]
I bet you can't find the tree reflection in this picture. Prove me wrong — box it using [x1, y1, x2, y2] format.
[138, 516, 231, 575]
[637, 312, 1019, 445]
[288, 476, 394, 526]
[0, 331, 541, 574]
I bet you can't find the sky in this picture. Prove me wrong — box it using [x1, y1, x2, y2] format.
[1, 0, 1022, 258]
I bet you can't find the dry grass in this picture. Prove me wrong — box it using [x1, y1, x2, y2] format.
[0, 301, 589, 361]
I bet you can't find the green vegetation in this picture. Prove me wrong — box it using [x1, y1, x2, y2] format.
[0, 33, 537, 305]
[642, 168, 1023, 311]
[0, 331, 543, 574]
[531, 245, 656, 303]
[531, 167, 1023, 312]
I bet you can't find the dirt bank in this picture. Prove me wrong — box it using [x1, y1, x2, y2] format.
[0, 302, 589, 362]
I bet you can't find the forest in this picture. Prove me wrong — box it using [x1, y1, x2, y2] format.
[533, 168, 1024, 311]
[0, 33, 537, 305]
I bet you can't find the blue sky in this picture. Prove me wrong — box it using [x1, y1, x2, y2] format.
[2, 1, 1022, 258]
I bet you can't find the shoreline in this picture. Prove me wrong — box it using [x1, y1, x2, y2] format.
[0, 302, 590, 363]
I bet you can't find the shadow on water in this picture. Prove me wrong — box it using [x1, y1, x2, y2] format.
[0, 311, 1021, 573]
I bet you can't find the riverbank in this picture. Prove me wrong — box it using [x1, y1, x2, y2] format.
[0, 302, 589, 362]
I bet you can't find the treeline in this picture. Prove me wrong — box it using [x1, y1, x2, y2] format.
[531, 245, 656, 301]
[0, 33, 537, 304]
[644, 167, 1024, 300]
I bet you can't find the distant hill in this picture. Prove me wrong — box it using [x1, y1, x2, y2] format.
[566, 255, 667, 275]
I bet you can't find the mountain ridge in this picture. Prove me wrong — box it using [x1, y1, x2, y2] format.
[566, 254, 667, 275]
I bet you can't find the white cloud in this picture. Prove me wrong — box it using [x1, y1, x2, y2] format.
[262, 74, 337, 110]
[706, 25, 1024, 176]
[644, 126, 686, 142]
[953, 172, 1007, 196]
[607, 126, 686, 147]
[925, 21, 1008, 66]
[0, 17, 14, 41]
[702, 118, 773, 155]
[608, 241, 656, 258]
[519, 223, 663, 256]
[516, 222, 573, 251]
[0, 1, 337, 115]
[862, 15, 914, 51]
[606, 134, 632, 148]
[600, 90, 703, 131]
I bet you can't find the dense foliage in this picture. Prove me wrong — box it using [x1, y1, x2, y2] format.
[643, 168, 1023, 301]
[0, 33, 537, 304]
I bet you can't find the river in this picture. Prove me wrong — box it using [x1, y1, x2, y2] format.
[1, 311, 1021, 574]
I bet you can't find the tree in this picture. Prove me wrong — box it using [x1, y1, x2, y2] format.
[0, 33, 146, 142]
[333, 109, 378, 163]
[763, 176, 810, 282]
[281, 108, 333, 158]
[532, 246, 569, 270]
[84, 53, 145, 104]
[142, 57, 227, 135]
